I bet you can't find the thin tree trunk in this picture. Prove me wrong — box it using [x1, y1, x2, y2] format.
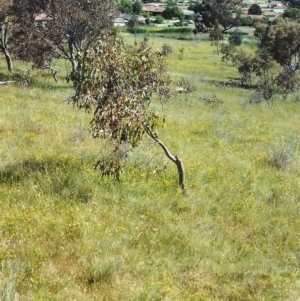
[144, 125, 186, 193]
[175, 155, 185, 192]
[68, 38, 77, 73]
[69, 56, 77, 74]
[1, 24, 13, 72]
[3, 47, 13, 72]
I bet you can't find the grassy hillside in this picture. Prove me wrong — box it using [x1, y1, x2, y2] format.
[1, 34, 300, 300]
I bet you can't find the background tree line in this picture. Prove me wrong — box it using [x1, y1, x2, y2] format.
[218, 11, 300, 105]
[0, 0, 117, 75]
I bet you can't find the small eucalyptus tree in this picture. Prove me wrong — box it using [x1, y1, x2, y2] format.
[70, 33, 186, 192]
[255, 18, 300, 72]
[253, 18, 300, 94]
[209, 22, 224, 54]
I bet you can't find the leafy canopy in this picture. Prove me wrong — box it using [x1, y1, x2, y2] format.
[8, 0, 117, 75]
[248, 4, 262, 15]
[193, 0, 241, 33]
[70, 33, 173, 181]
[255, 18, 300, 72]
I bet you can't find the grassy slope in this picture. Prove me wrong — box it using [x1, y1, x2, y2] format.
[1, 35, 300, 300]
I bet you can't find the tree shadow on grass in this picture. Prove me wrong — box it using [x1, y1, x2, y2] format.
[0, 71, 71, 91]
[0, 157, 93, 203]
[205, 77, 257, 90]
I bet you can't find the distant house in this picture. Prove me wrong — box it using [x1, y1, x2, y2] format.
[119, 14, 146, 25]
[144, 3, 165, 7]
[114, 17, 128, 27]
[269, 2, 287, 8]
[259, 3, 269, 8]
[135, 16, 146, 25]
[142, 4, 165, 15]
[34, 12, 51, 23]
[240, 13, 265, 20]
[182, 9, 195, 17]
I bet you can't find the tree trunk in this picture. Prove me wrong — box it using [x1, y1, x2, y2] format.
[1, 24, 13, 72]
[174, 155, 185, 192]
[3, 47, 13, 72]
[68, 38, 77, 74]
[144, 125, 186, 193]
[69, 56, 77, 74]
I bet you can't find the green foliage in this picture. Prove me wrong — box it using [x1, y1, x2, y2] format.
[176, 77, 197, 102]
[282, 0, 300, 8]
[117, 0, 133, 14]
[155, 15, 164, 24]
[220, 46, 275, 87]
[232, 8, 242, 14]
[253, 18, 300, 94]
[193, 0, 240, 32]
[128, 27, 147, 34]
[248, 4, 262, 15]
[132, 1, 142, 15]
[125, 26, 193, 34]
[161, 43, 173, 56]
[239, 17, 255, 26]
[70, 33, 173, 181]
[266, 18, 300, 72]
[209, 23, 224, 53]
[275, 69, 300, 93]
[164, 4, 185, 20]
[229, 29, 243, 46]
[158, 26, 192, 33]
[249, 74, 276, 108]
[283, 7, 300, 19]
[220, 42, 237, 63]
[8, 0, 117, 76]
[209, 24, 224, 41]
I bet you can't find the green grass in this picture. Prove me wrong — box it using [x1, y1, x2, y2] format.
[1, 35, 300, 300]
[125, 25, 193, 34]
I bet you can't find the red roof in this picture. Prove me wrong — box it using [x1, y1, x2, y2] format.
[142, 6, 165, 13]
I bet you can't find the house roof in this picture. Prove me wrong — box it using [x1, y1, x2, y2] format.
[269, 1, 283, 5]
[120, 14, 133, 20]
[114, 17, 128, 23]
[143, 3, 165, 7]
[240, 14, 264, 19]
[142, 5, 165, 13]
[34, 12, 51, 21]
[120, 14, 146, 22]
[182, 9, 195, 16]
